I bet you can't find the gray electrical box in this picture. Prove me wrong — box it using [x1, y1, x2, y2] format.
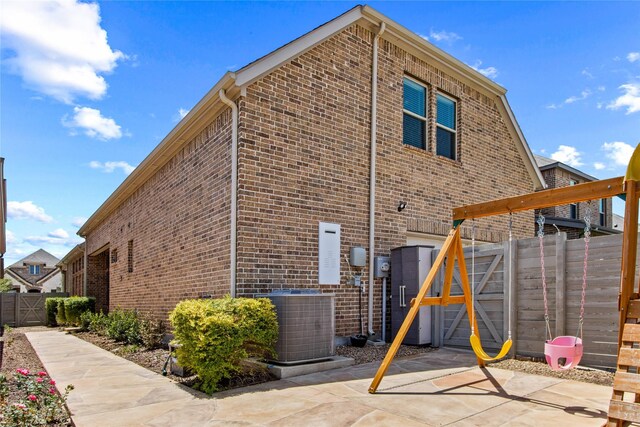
[349, 247, 366, 267]
[374, 256, 391, 278]
[391, 245, 434, 345]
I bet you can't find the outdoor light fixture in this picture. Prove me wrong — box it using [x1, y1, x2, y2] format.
[397, 201, 407, 212]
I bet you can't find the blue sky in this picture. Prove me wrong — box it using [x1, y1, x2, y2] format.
[1, 1, 638, 265]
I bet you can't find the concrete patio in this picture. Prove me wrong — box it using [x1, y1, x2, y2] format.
[27, 331, 611, 426]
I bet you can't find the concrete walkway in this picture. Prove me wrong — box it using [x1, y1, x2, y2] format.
[27, 331, 611, 426]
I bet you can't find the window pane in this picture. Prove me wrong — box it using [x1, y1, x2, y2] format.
[570, 204, 577, 219]
[436, 127, 455, 159]
[403, 114, 425, 149]
[403, 78, 426, 116]
[437, 94, 456, 129]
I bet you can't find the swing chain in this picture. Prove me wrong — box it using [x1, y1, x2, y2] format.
[578, 204, 591, 338]
[471, 219, 476, 335]
[538, 214, 553, 341]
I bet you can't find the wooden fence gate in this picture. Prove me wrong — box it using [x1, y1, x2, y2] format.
[433, 241, 510, 352]
[0, 292, 68, 327]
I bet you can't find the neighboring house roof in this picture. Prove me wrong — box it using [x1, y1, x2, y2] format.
[8, 249, 59, 268]
[534, 154, 597, 182]
[78, 4, 545, 236]
[5, 249, 61, 291]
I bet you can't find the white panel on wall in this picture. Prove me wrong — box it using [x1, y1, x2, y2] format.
[319, 222, 340, 285]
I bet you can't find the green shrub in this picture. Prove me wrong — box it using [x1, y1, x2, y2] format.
[80, 311, 107, 333]
[169, 296, 278, 394]
[139, 315, 166, 349]
[105, 309, 141, 345]
[55, 300, 66, 326]
[45, 298, 65, 326]
[63, 297, 95, 326]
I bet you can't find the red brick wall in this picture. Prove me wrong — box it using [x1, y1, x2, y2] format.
[236, 25, 535, 336]
[85, 110, 233, 320]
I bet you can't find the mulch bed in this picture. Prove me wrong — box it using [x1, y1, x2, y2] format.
[70, 331, 276, 392]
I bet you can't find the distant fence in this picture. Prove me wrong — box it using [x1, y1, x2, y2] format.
[431, 232, 625, 369]
[0, 292, 68, 327]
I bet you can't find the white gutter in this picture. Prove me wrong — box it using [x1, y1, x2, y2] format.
[219, 89, 239, 298]
[368, 22, 385, 337]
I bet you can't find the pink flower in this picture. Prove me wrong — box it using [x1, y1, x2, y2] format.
[16, 368, 29, 376]
[36, 377, 43, 383]
[14, 403, 26, 409]
[37, 371, 47, 377]
[49, 388, 57, 395]
[28, 394, 37, 401]
[49, 379, 56, 385]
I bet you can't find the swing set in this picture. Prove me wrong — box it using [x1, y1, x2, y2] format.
[368, 144, 640, 426]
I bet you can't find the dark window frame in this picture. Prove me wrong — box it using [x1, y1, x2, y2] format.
[402, 76, 428, 150]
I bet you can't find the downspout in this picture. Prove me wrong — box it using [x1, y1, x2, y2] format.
[368, 22, 386, 337]
[219, 88, 238, 298]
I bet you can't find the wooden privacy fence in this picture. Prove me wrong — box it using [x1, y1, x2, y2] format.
[0, 292, 68, 327]
[432, 232, 624, 369]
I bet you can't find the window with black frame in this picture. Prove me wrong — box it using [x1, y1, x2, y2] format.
[402, 77, 427, 150]
[436, 93, 457, 160]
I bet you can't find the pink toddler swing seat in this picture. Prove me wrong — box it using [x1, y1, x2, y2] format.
[544, 336, 583, 371]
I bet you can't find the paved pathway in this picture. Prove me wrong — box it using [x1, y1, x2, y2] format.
[27, 331, 612, 426]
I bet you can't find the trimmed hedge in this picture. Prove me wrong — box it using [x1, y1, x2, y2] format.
[45, 297, 65, 326]
[170, 296, 278, 394]
[63, 297, 95, 326]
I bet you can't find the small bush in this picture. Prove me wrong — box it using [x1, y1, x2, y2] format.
[139, 315, 166, 349]
[55, 300, 66, 326]
[63, 297, 95, 326]
[80, 311, 106, 333]
[45, 298, 64, 327]
[170, 296, 278, 394]
[105, 309, 141, 345]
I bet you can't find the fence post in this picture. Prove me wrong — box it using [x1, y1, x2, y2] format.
[555, 232, 567, 337]
[14, 292, 20, 328]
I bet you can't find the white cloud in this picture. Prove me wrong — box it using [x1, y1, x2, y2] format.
[0, 0, 125, 103]
[628, 52, 640, 63]
[608, 83, 640, 114]
[564, 89, 592, 104]
[551, 145, 583, 167]
[63, 106, 122, 140]
[594, 162, 606, 170]
[7, 201, 53, 223]
[581, 69, 594, 79]
[71, 217, 87, 228]
[24, 227, 81, 247]
[602, 141, 635, 167]
[48, 228, 69, 239]
[424, 29, 462, 44]
[469, 60, 498, 79]
[6, 230, 18, 244]
[89, 160, 136, 175]
[178, 108, 189, 119]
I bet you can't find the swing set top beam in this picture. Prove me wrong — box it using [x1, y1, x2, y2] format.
[452, 176, 627, 221]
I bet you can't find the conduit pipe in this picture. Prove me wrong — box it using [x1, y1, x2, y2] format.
[219, 89, 238, 298]
[368, 22, 385, 337]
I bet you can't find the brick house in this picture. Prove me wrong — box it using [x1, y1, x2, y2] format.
[57, 243, 85, 299]
[4, 249, 62, 293]
[535, 154, 618, 239]
[72, 5, 544, 337]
